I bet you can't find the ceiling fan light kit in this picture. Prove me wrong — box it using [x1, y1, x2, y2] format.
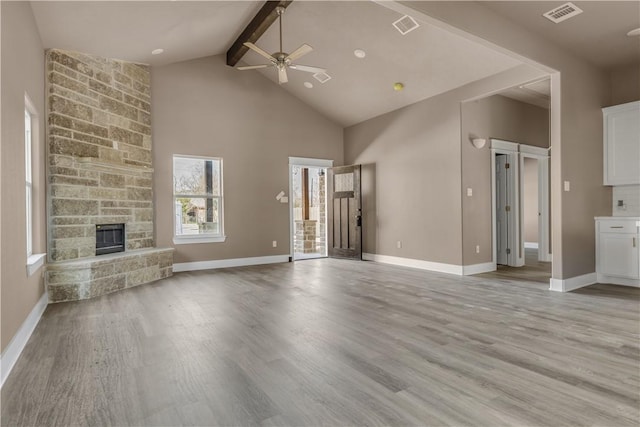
[237, 6, 327, 85]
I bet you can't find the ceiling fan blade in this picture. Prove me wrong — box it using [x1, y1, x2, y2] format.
[237, 64, 271, 70]
[278, 67, 288, 84]
[289, 64, 326, 74]
[285, 44, 313, 62]
[243, 42, 275, 62]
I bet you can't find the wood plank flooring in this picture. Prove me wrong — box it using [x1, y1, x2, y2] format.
[2, 258, 639, 426]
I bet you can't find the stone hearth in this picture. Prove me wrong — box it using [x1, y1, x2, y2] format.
[47, 248, 173, 303]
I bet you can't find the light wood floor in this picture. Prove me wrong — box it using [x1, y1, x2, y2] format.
[480, 248, 552, 284]
[2, 258, 639, 426]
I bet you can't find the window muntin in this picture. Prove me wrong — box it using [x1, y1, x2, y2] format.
[173, 155, 224, 240]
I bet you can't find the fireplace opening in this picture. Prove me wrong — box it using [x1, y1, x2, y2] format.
[96, 223, 125, 256]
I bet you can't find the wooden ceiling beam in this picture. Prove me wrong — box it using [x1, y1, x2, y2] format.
[226, 0, 293, 67]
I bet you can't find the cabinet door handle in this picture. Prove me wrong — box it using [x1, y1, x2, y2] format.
[610, 226, 624, 229]
[634, 237, 637, 248]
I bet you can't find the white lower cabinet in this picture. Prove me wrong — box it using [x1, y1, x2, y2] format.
[596, 217, 640, 287]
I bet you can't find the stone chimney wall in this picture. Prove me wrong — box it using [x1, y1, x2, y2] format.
[47, 49, 154, 262]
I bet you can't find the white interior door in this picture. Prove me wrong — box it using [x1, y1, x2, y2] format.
[496, 154, 509, 265]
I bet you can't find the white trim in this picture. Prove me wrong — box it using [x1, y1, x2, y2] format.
[520, 150, 551, 263]
[363, 253, 463, 275]
[462, 262, 496, 275]
[288, 157, 332, 262]
[549, 272, 596, 292]
[173, 235, 226, 245]
[1, 291, 48, 389]
[173, 255, 289, 272]
[524, 242, 539, 249]
[490, 138, 519, 152]
[293, 253, 327, 261]
[26, 253, 46, 276]
[596, 274, 640, 288]
[520, 145, 549, 156]
[288, 157, 334, 168]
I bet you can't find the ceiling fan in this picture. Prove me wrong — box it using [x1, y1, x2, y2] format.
[237, 6, 326, 84]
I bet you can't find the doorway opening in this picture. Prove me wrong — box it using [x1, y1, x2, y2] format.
[289, 157, 333, 261]
[491, 139, 551, 283]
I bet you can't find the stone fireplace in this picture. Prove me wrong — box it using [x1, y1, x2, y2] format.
[45, 49, 173, 303]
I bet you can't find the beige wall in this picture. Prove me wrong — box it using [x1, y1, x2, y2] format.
[152, 55, 343, 264]
[523, 157, 539, 244]
[1, 2, 46, 352]
[404, 1, 612, 279]
[610, 63, 640, 105]
[344, 65, 545, 266]
[460, 94, 549, 265]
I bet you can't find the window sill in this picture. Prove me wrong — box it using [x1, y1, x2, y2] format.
[26, 253, 46, 277]
[173, 235, 227, 245]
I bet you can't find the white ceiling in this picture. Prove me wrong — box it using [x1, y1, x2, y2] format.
[30, 1, 523, 127]
[31, 1, 262, 67]
[499, 78, 551, 109]
[482, 1, 640, 70]
[242, 1, 521, 126]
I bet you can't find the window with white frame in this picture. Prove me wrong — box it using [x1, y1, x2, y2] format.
[173, 155, 225, 243]
[25, 109, 33, 256]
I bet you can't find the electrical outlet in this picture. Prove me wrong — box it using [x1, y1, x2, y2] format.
[272, 241, 277, 247]
[564, 180, 570, 192]
[467, 188, 473, 197]
[618, 200, 624, 207]
[397, 241, 402, 249]
[476, 245, 480, 254]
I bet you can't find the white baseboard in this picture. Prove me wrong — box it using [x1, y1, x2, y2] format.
[462, 262, 496, 275]
[363, 253, 464, 275]
[173, 255, 289, 272]
[524, 242, 539, 249]
[549, 272, 597, 292]
[596, 274, 640, 288]
[1, 291, 48, 389]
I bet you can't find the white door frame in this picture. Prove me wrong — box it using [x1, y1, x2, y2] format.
[288, 157, 334, 261]
[491, 139, 521, 267]
[519, 145, 551, 262]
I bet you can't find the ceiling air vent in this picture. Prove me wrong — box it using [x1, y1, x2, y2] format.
[313, 72, 332, 84]
[543, 2, 583, 23]
[393, 15, 419, 35]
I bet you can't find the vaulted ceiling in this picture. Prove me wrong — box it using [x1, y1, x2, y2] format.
[30, 1, 638, 126]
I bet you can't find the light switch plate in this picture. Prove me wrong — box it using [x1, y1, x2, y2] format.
[564, 181, 570, 191]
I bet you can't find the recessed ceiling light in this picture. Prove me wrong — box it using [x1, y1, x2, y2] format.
[393, 82, 404, 91]
[627, 27, 640, 37]
[151, 48, 164, 55]
[354, 49, 366, 59]
[304, 82, 313, 89]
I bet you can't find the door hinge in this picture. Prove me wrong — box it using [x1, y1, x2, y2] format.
[506, 248, 511, 254]
[505, 163, 510, 169]
[505, 205, 511, 212]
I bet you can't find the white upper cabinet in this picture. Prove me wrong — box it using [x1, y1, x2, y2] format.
[603, 101, 640, 185]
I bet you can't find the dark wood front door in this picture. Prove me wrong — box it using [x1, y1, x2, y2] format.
[328, 164, 362, 260]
